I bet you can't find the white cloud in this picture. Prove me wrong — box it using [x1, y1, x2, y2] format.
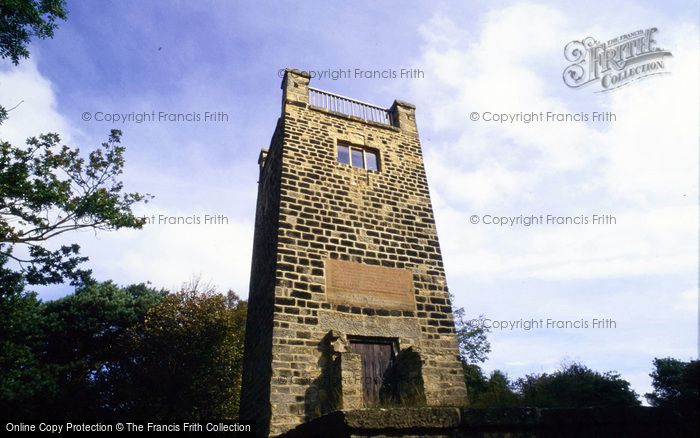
[0, 59, 256, 297]
[675, 287, 698, 313]
[604, 24, 700, 205]
[414, 3, 698, 282]
[0, 58, 74, 145]
[412, 2, 699, 398]
[73, 204, 253, 294]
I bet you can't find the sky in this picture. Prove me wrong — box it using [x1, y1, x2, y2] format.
[0, 0, 697, 400]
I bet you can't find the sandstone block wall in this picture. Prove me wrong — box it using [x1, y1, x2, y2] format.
[241, 69, 467, 436]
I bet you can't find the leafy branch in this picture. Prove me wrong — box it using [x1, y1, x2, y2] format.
[0, 129, 152, 285]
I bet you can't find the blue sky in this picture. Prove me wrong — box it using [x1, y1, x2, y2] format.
[0, 0, 698, 399]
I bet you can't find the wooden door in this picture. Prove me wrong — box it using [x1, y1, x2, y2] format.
[349, 339, 394, 406]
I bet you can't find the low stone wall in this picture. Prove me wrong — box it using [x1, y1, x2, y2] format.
[278, 406, 696, 437]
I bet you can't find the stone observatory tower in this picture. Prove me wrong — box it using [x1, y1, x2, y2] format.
[240, 68, 467, 436]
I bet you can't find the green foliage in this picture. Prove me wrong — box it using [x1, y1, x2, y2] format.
[0, 2, 248, 420]
[463, 362, 488, 396]
[645, 357, 699, 411]
[481, 370, 521, 407]
[131, 284, 247, 419]
[0, 0, 67, 65]
[0, 280, 247, 420]
[515, 362, 640, 408]
[452, 299, 491, 363]
[0, 130, 151, 285]
[463, 363, 520, 407]
[40, 281, 167, 417]
[464, 361, 640, 408]
[0, 252, 52, 415]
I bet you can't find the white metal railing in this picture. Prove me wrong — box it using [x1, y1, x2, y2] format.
[308, 87, 392, 126]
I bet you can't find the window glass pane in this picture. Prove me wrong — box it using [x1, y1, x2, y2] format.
[365, 150, 379, 171]
[351, 148, 364, 169]
[337, 144, 350, 164]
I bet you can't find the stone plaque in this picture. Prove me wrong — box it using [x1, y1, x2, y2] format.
[324, 259, 415, 310]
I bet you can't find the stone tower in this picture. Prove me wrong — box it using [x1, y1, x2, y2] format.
[240, 69, 467, 436]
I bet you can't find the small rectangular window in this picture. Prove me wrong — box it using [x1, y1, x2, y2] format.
[351, 148, 364, 169]
[365, 150, 379, 171]
[337, 144, 350, 165]
[337, 142, 380, 172]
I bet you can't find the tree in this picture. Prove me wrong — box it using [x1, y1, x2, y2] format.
[1, 0, 145, 286]
[0, 280, 166, 418]
[464, 365, 520, 408]
[645, 357, 699, 411]
[1, 278, 248, 420]
[37, 282, 166, 418]
[130, 283, 247, 419]
[462, 363, 488, 398]
[482, 370, 520, 406]
[451, 299, 497, 405]
[0, 0, 67, 65]
[515, 362, 640, 408]
[1, 130, 151, 285]
[452, 297, 491, 364]
[0, 251, 51, 416]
